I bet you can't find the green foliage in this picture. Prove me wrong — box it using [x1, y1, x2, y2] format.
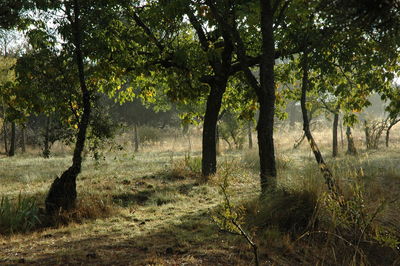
[87, 98, 120, 161]
[0, 194, 41, 234]
[219, 112, 245, 150]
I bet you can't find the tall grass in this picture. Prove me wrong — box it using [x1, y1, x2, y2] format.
[0, 194, 41, 234]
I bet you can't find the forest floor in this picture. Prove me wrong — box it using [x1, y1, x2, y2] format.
[0, 127, 400, 265]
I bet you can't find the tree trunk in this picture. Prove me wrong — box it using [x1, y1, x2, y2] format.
[293, 133, 306, 149]
[288, 101, 297, 128]
[202, 82, 225, 177]
[257, 0, 277, 194]
[185, 3, 232, 178]
[8, 121, 15, 157]
[21, 125, 26, 153]
[332, 110, 339, 157]
[385, 118, 399, 148]
[2, 97, 7, 154]
[386, 127, 390, 147]
[46, 0, 91, 214]
[301, 52, 341, 197]
[43, 116, 51, 158]
[216, 124, 220, 155]
[364, 120, 371, 149]
[340, 118, 344, 149]
[205, 0, 276, 192]
[134, 123, 139, 152]
[346, 126, 357, 155]
[248, 121, 253, 149]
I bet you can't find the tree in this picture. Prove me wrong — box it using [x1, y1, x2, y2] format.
[276, 0, 397, 195]
[204, 0, 283, 193]
[96, 1, 235, 177]
[45, 0, 92, 214]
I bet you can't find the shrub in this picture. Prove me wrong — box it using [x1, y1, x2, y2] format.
[249, 188, 318, 234]
[0, 194, 41, 234]
[53, 194, 116, 225]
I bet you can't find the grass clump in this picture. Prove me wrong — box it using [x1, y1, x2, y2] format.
[53, 193, 116, 225]
[247, 188, 318, 235]
[0, 194, 41, 235]
[163, 154, 202, 180]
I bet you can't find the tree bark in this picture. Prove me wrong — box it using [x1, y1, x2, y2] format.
[346, 126, 357, 155]
[216, 124, 220, 155]
[364, 120, 371, 149]
[385, 127, 390, 147]
[248, 121, 253, 149]
[202, 82, 225, 177]
[46, 0, 91, 214]
[300, 52, 341, 197]
[332, 110, 339, 157]
[134, 123, 139, 152]
[3, 116, 7, 154]
[340, 118, 344, 149]
[43, 116, 51, 158]
[258, 0, 277, 193]
[8, 121, 15, 156]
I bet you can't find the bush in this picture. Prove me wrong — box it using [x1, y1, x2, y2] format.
[247, 188, 318, 234]
[53, 194, 116, 225]
[0, 194, 41, 234]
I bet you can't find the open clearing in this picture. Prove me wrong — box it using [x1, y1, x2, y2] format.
[1, 127, 400, 265]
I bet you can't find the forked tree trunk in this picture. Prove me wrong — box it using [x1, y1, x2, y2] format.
[202, 82, 225, 177]
[185, 4, 232, 178]
[385, 118, 400, 148]
[46, 0, 91, 214]
[301, 52, 341, 197]
[248, 121, 253, 149]
[206, 0, 277, 193]
[346, 126, 357, 155]
[8, 121, 15, 157]
[332, 110, 339, 157]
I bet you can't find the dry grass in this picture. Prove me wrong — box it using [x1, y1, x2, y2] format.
[0, 124, 399, 265]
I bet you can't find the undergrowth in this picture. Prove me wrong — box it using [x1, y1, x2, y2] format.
[213, 163, 400, 265]
[0, 194, 41, 235]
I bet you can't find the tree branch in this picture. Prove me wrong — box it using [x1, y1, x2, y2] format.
[132, 11, 164, 51]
